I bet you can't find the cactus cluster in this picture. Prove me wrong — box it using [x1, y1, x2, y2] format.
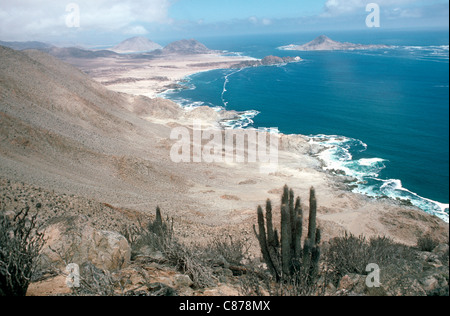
[254, 185, 321, 282]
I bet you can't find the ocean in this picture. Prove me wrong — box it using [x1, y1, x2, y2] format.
[161, 30, 449, 222]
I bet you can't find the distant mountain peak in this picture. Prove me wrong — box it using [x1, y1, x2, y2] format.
[112, 37, 162, 54]
[313, 35, 334, 44]
[162, 39, 212, 55]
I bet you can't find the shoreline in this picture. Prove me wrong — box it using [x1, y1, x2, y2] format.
[78, 52, 258, 99]
[158, 63, 450, 223]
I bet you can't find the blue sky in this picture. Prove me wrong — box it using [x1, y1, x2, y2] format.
[169, 0, 325, 23]
[0, 0, 448, 45]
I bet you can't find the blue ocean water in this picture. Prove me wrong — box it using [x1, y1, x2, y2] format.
[162, 30, 449, 222]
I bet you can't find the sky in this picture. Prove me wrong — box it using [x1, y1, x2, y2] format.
[0, 0, 448, 46]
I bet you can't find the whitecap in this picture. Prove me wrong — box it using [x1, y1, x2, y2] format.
[308, 134, 449, 223]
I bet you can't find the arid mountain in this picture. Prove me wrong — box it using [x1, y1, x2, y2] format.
[45, 46, 119, 59]
[0, 40, 54, 51]
[0, 45, 192, 214]
[111, 36, 162, 54]
[162, 39, 213, 55]
[280, 35, 390, 51]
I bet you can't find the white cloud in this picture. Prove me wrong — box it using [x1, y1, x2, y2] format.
[248, 16, 259, 24]
[248, 16, 272, 26]
[0, 0, 172, 40]
[262, 18, 273, 25]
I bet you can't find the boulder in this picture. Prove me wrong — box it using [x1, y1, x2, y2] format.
[39, 216, 131, 273]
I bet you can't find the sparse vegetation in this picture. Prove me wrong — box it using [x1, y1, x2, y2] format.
[1, 183, 448, 296]
[124, 207, 249, 290]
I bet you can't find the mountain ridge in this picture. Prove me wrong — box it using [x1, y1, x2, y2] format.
[111, 36, 162, 53]
[161, 39, 213, 55]
[279, 35, 390, 51]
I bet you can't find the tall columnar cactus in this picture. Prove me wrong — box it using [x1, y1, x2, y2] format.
[254, 185, 321, 282]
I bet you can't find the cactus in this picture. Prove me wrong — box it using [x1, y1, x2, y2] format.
[254, 185, 321, 282]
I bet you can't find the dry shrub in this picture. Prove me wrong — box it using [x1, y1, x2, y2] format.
[123, 207, 215, 289]
[0, 208, 45, 296]
[324, 233, 416, 286]
[417, 235, 439, 252]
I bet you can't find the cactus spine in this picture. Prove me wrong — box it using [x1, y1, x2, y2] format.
[254, 185, 321, 281]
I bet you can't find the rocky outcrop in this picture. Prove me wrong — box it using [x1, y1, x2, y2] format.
[39, 216, 131, 273]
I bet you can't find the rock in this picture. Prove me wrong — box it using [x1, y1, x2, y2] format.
[203, 284, 239, 296]
[174, 274, 193, 288]
[115, 267, 149, 289]
[92, 230, 131, 270]
[338, 274, 366, 293]
[420, 275, 440, 293]
[337, 273, 388, 296]
[147, 282, 178, 296]
[39, 216, 131, 272]
[433, 243, 449, 255]
[26, 275, 72, 296]
[79, 262, 114, 295]
[325, 282, 337, 296]
[365, 285, 387, 297]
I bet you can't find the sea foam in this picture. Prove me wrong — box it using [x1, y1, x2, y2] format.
[308, 134, 449, 223]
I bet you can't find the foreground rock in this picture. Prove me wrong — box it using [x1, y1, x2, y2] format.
[39, 216, 131, 272]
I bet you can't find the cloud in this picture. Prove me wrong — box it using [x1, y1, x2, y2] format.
[248, 16, 272, 26]
[262, 18, 273, 25]
[0, 0, 172, 40]
[322, 0, 420, 16]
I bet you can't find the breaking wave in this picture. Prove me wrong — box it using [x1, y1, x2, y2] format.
[308, 135, 449, 222]
[158, 71, 260, 130]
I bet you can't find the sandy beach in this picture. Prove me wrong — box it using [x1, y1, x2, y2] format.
[65, 52, 256, 98]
